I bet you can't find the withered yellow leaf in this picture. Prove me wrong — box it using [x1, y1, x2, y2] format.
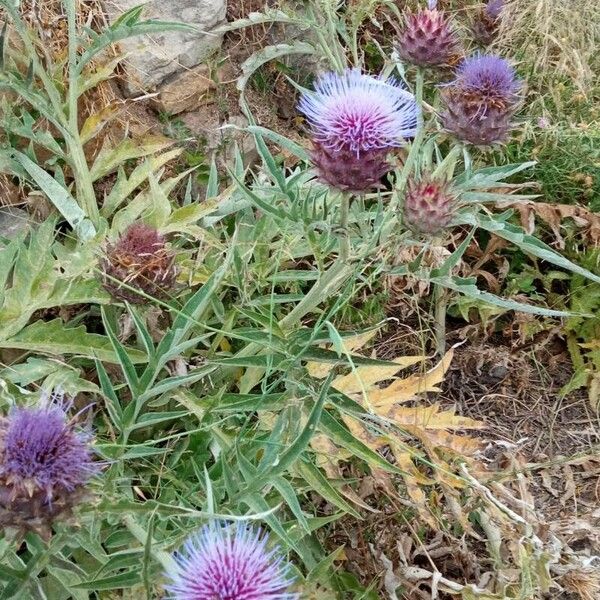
[369, 349, 454, 408]
[332, 355, 426, 394]
[305, 360, 333, 379]
[394, 452, 439, 529]
[388, 403, 485, 431]
[341, 328, 380, 353]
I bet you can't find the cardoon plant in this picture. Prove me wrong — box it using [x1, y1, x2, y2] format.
[101, 222, 177, 304]
[403, 175, 456, 236]
[0, 392, 97, 537]
[165, 521, 298, 600]
[441, 54, 522, 146]
[396, 0, 460, 68]
[472, 0, 504, 45]
[298, 68, 418, 193]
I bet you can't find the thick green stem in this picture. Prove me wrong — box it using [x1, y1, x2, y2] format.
[69, 143, 100, 227]
[433, 282, 447, 357]
[338, 191, 351, 263]
[123, 515, 179, 573]
[65, 0, 100, 229]
[390, 68, 426, 214]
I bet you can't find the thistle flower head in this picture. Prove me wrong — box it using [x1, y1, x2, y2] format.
[404, 176, 456, 236]
[455, 54, 520, 104]
[113, 222, 165, 255]
[165, 521, 298, 600]
[101, 222, 177, 304]
[298, 69, 418, 156]
[441, 54, 521, 146]
[397, 3, 460, 68]
[0, 392, 97, 536]
[471, 0, 504, 45]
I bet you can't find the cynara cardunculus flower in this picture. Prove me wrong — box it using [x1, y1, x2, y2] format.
[441, 54, 521, 146]
[165, 521, 298, 600]
[101, 223, 177, 304]
[472, 0, 504, 45]
[298, 69, 418, 192]
[0, 392, 97, 537]
[396, 0, 460, 68]
[403, 175, 456, 236]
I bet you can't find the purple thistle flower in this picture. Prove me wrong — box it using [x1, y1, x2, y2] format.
[102, 223, 177, 304]
[455, 54, 521, 103]
[165, 521, 298, 600]
[297, 69, 418, 192]
[0, 392, 98, 536]
[298, 69, 418, 156]
[471, 0, 504, 45]
[440, 54, 521, 146]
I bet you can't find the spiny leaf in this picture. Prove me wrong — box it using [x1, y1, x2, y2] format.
[0, 319, 147, 363]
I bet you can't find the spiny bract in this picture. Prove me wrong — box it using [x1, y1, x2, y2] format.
[397, 1, 460, 67]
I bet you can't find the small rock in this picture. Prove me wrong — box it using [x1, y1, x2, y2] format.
[151, 65, 217, 115]
[103, 0, 226, 96]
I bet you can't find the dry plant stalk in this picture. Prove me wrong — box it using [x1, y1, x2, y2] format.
[497, 0, 599, 93]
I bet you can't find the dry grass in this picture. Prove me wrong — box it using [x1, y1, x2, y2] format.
[497, 0, 600, 94]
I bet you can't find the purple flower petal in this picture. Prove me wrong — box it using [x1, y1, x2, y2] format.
[298, 69, 419, 156]
[165, 522, 298, 600]
[455, 54, 521, 101]
[0, 392, 97, 501]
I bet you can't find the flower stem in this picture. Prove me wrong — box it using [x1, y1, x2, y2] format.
[339, 191, 351, 262]
[390, 68, 426, 214]
[433, 281, 447, 356]
[66, 0, 100, 230]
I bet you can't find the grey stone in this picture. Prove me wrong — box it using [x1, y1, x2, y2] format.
[103, 0, 226, 96]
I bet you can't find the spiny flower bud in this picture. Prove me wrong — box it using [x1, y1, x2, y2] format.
[101, 223, 177, 304]
[165, 521, 299, 600]
[441, 54, 521, 146]
[471, 0, 504, 46]
[403, 176, 455, 235]
[397, 1, 460, 67]
[0, 392, 97, 538]
[298, 69, 418, 192]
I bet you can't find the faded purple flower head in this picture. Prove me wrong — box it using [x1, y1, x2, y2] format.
[298, 69, 418, 156]
[485, 0, 504, 19]
[441, 54, 521, 145]
[0, 393, 96, 500]
[165, 521, 298, 600]
[455, 54, 521, 103]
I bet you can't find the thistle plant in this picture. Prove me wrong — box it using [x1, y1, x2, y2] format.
[441, 54, 522, 146]
[0, 392, 97, 538]
[165, 521, 298, 600]
[298, 68, 419, 193]
[101, 223, 177, 304]
[0, 0, 193, 239]
[472, 0, 504, 46]
[403, 175, 456, 236]
[396, 0, 460, 68]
